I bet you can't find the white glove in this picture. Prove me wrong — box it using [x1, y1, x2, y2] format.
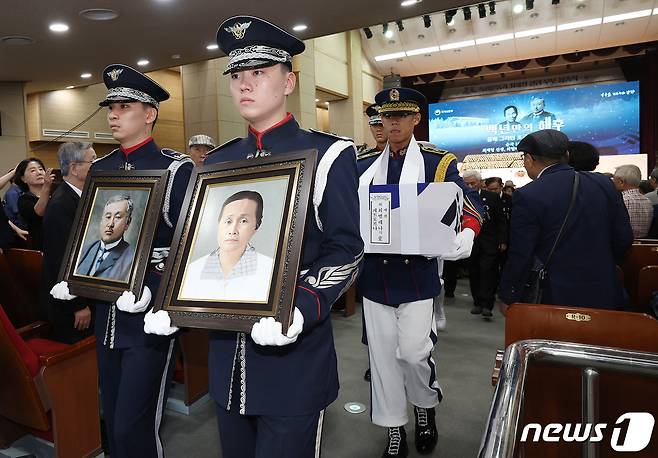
[116, 286, 152, 313]
[50, 281, 77, 300]
[250, 307, 304, 346]
[144, 310, 179, 335]
[442, 228, 476, 261]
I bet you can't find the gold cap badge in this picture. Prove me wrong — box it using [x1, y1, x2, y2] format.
[225, 21, 252, 40]
[390, 89, 400, 101]
[107, 68, 123, 82]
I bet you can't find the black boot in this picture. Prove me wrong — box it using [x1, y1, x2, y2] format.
[414, 406, 438, 454]
[381, 426, 408, 457]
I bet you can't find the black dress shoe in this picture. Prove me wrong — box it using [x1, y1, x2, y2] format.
[470, 306, 483, 315]
[482, 308, 493, 318]
[364, 368, 371, 382]
[414, 406, 438, 455]
[382, 426, 408, 457]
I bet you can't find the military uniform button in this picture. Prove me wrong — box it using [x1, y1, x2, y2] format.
[383, 259, 388, 265]
[404, 259, 410, 265]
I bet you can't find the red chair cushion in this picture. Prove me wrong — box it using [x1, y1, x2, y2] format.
[26, 338, 70, 359]
[0, 305, 40, 377]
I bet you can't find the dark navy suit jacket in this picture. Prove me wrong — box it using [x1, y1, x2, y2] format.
[498, 163, 633, 309]
[204, 115, 364, 416]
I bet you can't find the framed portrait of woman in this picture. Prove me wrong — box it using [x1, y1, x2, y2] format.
[153, 149, 317, 332]
[58, 170, 169, 301]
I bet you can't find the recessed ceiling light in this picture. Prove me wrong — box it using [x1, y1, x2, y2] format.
[171, 54, 181, 59]
[602, 9, 652, 23]
[79, 9, 119, 21]
[66, 86, 75, 89]
[137, 59, 149, 66]
[513, 4, 524, 14]
[292, 24, 308, 32]
[49, 23, 69, 33]
[206, 44, 219, 50]
[315, 98, 320, 102]
[325, 101, 329, 105]
[375, 51, 407, 61]
[401, 0, 421, 6]
[80, 73, 92, 78]
[440, 40, 476, 51]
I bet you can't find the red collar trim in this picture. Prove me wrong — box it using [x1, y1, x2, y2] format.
[121, 137, 153, 156]
[248, 113, 293, 150]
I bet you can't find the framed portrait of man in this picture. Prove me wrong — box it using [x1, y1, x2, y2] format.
[153, 149, 317, 333]
[58, 170, 169, 301]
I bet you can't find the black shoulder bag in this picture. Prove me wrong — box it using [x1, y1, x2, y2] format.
[521, 172, 580, 304]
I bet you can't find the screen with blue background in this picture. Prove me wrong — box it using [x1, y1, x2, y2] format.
[428, 81, 640, 161]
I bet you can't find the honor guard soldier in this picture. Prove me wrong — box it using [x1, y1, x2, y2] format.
[360, 103, 388, 382]
[192, 16, 364, 458]
[52, 64, 193, 457]
[357, 88, 484, 457]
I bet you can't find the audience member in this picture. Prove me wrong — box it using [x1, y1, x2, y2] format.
[646, 167, 658, 204]
[567, 140, 599, 172]
[463, 171, 507, 318]
[613, 164, 653, 239]
[187, 134, 216, 167]
[1, 167, 22, 226]
[0, 201, 16, 251]
[14, 157, 55, 250]
[42, 142, 96, 343]
[502, 180, 515, 197]
[485, 176, 512, 222]
[499, 130, 633, 313]
[639, 180, 654, 195]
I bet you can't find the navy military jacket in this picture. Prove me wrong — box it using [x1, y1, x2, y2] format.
[204, 115, 364, 416]
[91, 138, 193, 348]
[498, 164, 633, 309]
[357, 143, 484, 306]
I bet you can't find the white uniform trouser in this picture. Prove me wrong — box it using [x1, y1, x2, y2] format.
[364, 297, 442, 427]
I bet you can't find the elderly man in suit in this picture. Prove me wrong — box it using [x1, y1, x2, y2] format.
[42, 141, 96, 343]
[498, 130, 633, 313]
[76, 194, 135, 282]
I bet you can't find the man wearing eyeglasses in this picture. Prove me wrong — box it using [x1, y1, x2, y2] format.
[42, 141, 96, 343]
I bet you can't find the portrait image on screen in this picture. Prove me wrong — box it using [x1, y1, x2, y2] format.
[428, 81, 640, 161]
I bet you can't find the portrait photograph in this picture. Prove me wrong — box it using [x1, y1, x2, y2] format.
[59, 170, 169, 302]
[154, 149, 317, 333]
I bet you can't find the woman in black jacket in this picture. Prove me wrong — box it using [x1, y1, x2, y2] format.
[14, 157, 55, 250]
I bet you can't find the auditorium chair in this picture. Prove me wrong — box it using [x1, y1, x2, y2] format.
[0, 252, 39, 328]
[621, 242, 658, 312]
[491, 303, 658, 457]
[0, 305, 101, 458]
[5, 248, 43, 310]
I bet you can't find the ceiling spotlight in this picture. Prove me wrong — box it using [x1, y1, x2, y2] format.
[315, 98, 320, 102]
[513, 4, 524, 14]
[137, 59, 149, 66]
[383, 23, 394, 38]
[49, 23, 69, 33]
[463, 7, 472, 20]
[363, 27, 373, 39]
[488, 1, 496, 14]
[401, 0, 421, 6]
[552, 0, 559, 3]
[478, 4, 487, 18]
[206, 44, 219, 50]
[396, 20, 404, 32]
[423, 14, 432, 28]
[526, 0, 534, 10]
[80, 73, 92, 78]
[445, 9, 457, 25]
[292, 24, 308, 32]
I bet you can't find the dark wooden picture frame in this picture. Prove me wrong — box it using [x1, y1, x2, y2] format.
[153, 149, 317, 333]
[58, 170, 169, 302]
